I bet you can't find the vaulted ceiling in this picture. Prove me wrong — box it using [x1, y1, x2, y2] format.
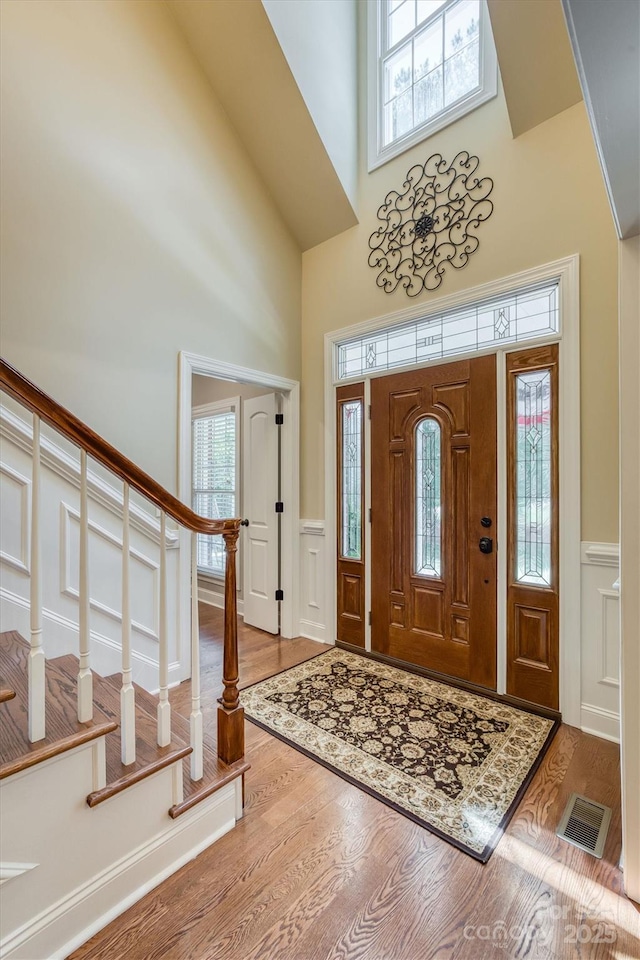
[562, 0, 640, 240]
[166, 0, 358, 252]
[168, 0, 638, 249]
[487, 0, 582, 138]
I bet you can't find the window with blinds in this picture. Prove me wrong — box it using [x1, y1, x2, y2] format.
[192, 404, 238, 576]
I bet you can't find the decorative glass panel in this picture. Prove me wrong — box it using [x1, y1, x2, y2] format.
[341, 400, 362, 560]
[336, 281, 559, 380]
[415, 418, 441, 577]
[192, 411, 236, 575]
[515, 370, 552, 586]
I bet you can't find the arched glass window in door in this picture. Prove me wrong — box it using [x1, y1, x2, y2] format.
[415, 418, 441, 577]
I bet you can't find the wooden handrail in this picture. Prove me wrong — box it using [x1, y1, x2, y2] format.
[1, 356, 246, 773]
[0, 359, 240, 536]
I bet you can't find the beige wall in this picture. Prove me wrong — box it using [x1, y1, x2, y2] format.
[619, 234, 640, 901]
[301, 78, 619, 542]
[192, 375, 273, 408]
[0, 0, 301, 495]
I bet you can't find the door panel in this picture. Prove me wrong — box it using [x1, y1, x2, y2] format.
[243, 393, 279, 634]
[371, 355, 497, 688]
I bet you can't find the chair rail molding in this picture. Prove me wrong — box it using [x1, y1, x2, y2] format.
[0, 862, 39, 887]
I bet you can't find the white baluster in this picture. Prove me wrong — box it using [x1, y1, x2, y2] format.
[190, 532, 203, 780]
[28, 415, 45, 742]
[120, 483, 136, 765]
[77, 449, 93, 722]
[157, 512, 171, 747]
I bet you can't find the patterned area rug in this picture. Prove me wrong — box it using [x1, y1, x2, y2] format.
[243, 649, 558, 862]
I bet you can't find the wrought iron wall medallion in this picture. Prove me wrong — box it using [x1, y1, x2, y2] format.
[368, 152, 494, 297]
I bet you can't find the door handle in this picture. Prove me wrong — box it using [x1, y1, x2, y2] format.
[479, 536, 493, 554]
[240, 518, 249, 527]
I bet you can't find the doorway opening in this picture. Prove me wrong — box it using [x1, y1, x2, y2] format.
[178, 351, 300, 680]
[192, 375, 282, 632]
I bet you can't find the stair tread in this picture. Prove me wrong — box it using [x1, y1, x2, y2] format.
[50, 655, 191, 800]
[103, 672, 249, 817]
[170, 753, 249, 819]
[0, 631, 117, 778]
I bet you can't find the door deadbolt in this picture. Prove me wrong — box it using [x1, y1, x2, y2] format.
[481, 517, 492, 528]
[479, 536, 493, 554]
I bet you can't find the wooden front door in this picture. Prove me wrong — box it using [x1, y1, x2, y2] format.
[371, 354, 497, 689]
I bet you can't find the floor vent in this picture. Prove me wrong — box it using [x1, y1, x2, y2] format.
[556, 793, 612, 858]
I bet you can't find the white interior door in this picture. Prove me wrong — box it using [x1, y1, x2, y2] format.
[243, 393, 279, 633]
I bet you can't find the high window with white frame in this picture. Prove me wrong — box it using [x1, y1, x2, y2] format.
[369, 0, 497, 169]
[192, 399, 240, 576]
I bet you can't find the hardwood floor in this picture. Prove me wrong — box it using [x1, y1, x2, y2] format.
[70, 607, 640, 960]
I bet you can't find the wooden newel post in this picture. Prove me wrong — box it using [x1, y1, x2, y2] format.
[218, 526, 244, 764]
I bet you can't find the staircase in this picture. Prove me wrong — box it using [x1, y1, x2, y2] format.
[0, 360, 249, 960]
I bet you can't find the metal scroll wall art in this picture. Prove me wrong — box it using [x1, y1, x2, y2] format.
[368, 152, 494, 297]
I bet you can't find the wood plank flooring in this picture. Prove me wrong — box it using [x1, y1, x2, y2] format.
[70, 607, 640, 960]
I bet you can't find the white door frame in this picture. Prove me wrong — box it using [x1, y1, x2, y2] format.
[324, 254, 582, 726]
[178, 351, 300, 679]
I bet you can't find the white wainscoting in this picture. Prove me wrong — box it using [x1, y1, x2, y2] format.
[296, 524, 621, 741]
[580, 542, 621, 742]
[0, 403, 181, 691]
[298, 520, 330, 644]
[197, 578, 244, 617]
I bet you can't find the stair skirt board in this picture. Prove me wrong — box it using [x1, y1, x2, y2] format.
[0, 742, 240, 960]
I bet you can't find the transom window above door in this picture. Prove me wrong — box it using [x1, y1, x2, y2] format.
[336, 280, 559, 381]
[368, 0, 498, 169]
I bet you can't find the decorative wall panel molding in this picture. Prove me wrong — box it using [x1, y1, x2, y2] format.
[580, 542, 620, 742]
[60, 503, 159, 642]
[0, 463, 30, 575]
[598, 588, 620, 688]
[0, 407, 181, 690]
[0, 862, 39, 887]
[299, 520, 329, 644]
[368, 152, 494, 297]
[0, 587, 177, 692]
[0, 404, 177, 547]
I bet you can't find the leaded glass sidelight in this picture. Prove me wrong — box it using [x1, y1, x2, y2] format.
[341, 400, 363, 560]
[515, 370, 552, 586]
[415, 418, 442, 577]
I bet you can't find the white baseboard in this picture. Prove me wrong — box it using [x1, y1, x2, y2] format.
[580, 702, 621, 744]
[198, 584, 244, 616]
[298, 618, 332, 644]
[0, 588, 180, 692]
[2, 783, 236, 960]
